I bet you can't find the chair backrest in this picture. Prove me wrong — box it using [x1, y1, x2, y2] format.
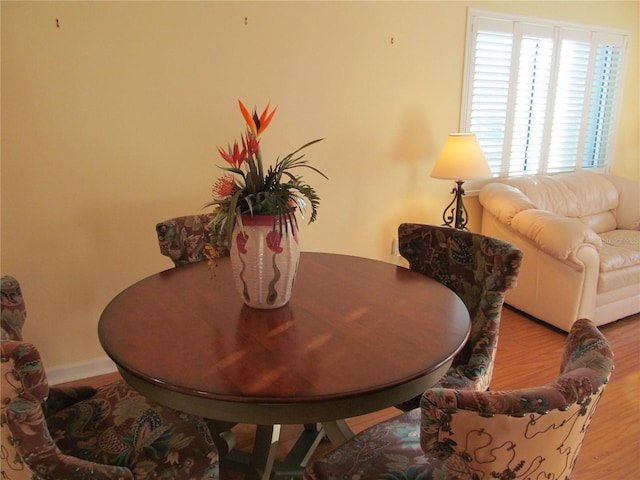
[1, 277, 218, 480]
[1, 275, 26, 341]
[156, 213, 229, 267]
[1, 276, 53, 480]
[1, 339, 55, 480]
[398, 223, 523, 391]
[420, 318, 614, 480]
[1, 339, 135, 480]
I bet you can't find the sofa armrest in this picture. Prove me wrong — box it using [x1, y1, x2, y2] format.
[480, 183, 602, 261]
[510, 209, 602, 260]
[604, 174, 640, 230]
[479, 183, 536, 224]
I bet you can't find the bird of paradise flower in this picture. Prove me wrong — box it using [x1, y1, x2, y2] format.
[204, 100, 327, 260]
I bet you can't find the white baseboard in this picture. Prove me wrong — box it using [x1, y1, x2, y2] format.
[48, 356, 118, 385]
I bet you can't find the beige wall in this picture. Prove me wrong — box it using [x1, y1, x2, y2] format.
[2, 1, 638, 371]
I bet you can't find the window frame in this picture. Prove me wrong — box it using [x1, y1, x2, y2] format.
[460, 9, 630, 179]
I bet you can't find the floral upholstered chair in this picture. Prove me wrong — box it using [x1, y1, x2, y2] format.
[395, 223, 524, 411]
[1, 275, 220, 480]
[156, 213, 228, 267]
[155, 215, 237, 455]
[305, 318, 614, 479]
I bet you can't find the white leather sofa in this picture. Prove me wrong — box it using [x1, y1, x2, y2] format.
[479, 171, 640, 332]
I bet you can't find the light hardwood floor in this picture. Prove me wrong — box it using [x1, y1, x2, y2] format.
[77, 307, 639, 479]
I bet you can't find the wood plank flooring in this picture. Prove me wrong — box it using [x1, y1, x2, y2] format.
[70, 307, 639, 479]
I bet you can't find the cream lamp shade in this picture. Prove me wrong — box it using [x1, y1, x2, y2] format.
[431, 133, 492, 180]
[431, 133, 491, 229]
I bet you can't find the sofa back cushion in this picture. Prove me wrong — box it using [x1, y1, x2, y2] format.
[501, 175, 581, 217]
[578, 211, 618, 234]
[501, 175, 582, 217]
[555, 172, 619, 233]
[499, 172, 636, 234]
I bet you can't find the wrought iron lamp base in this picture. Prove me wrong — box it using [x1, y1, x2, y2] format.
[441, 180, 469, 230]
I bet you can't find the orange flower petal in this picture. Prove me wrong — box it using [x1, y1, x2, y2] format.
[258, 104, 277, 135]
[238, 100, 257, 136]
[258, 102, 272, 125]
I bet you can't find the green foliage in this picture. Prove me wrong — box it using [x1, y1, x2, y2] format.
[204, 102, 326, 251]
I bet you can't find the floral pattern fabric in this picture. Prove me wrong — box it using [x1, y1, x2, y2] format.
[46, 380, 219, 480]
[420, 318, 614, 480]
[156, 214, 229, 267]
[305, 319, 613, 480]
[1, 275, 26, 341]
[1, 275, 220, 480]
[395, 224, 524, 410]
[305, 410, 467, 480]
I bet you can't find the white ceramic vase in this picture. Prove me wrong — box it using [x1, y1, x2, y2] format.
[229, 214, 301, 309]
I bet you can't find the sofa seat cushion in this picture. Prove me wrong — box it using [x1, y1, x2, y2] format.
[46, 380, 219, 480]
[597, 230, 640, 293]
[305, 409, 473, 479]
[599, 230, 640, 271]
[598, 265, 640, 295]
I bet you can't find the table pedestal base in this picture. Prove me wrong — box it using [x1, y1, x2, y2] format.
[222, 421, 353, 480]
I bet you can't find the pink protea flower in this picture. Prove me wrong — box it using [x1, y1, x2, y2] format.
[211, 174, 236, 201]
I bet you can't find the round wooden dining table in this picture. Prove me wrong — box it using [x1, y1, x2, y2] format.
[98, 252, 470, 479]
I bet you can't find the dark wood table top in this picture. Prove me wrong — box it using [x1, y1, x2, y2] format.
[98, 252, 470, 424]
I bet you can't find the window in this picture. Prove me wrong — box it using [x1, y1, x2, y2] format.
[461, 10, 629, 177]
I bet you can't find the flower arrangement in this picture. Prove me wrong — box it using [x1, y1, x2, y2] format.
[204, 100, 326, 261]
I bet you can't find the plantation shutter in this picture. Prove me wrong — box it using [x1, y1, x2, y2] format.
[583, 33, 627, 169]
[466, 17, 513, 176]
[461, 10, 629, 177]
[509, 23, 554, 176]
[547, 29, 591, 174]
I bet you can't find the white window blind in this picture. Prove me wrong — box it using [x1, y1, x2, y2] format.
[461, 10, 629, 177]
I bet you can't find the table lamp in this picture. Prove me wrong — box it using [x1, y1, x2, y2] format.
[431, 133, 492, 230]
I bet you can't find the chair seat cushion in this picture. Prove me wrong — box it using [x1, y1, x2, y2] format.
[305, 410, 473, 480]
[46, 380, 219, 480]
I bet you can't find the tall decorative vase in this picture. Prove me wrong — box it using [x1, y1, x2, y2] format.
[229, 214, 301, 309]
